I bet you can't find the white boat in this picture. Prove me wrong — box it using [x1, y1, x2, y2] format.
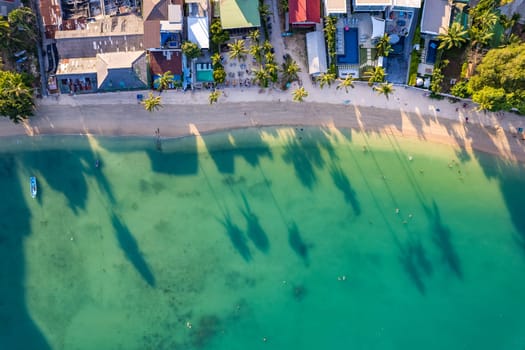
[30, 176, 37, 198]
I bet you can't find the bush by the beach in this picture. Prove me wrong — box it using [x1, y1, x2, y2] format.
[0, 70, 34, 123]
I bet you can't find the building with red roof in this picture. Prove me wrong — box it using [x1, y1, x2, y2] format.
[289, 0, 321, 26]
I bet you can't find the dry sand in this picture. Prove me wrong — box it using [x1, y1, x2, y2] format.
[1, 83, 524, 163]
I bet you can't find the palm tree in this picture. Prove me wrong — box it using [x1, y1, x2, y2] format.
[259, 4, 272, 20]
[336, 75, 355, 93]
[213, 67, 227, 84]
[211, 52, 222, 67]
[281, 58, 301, 83]
[376, 34, 393, 57]
[252, 66, 270, 87]
[248, 29, 260, 44]
[142, 93, 163, 112]
[264, 52, 276, 64]
[373, 83, 395, 100]
[249, 44, 264, 63]
[364, 66, 386, 86]
[0, 18, 9, 47]
[292, 87, 308, 102]
[316, 72, 336, 89]
[154, 71, 174, 93]
[469, 25, 493, 49]
[228, 39, 249, 62]
[265, 62, 279, 82]
[182, 41, 201, 60]
[209, 90, 222, 104]
[438, 22, 468, 50]
[262, 40, 273, 54]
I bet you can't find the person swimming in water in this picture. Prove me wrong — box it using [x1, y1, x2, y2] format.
[95, 160, 99, 168]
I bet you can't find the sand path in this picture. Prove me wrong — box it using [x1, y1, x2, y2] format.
[1, 82, 524, 162]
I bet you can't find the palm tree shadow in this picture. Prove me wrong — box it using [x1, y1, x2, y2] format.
[398, 238, 429, 295]
[329, 164, 361, 215]
[111, 214, 156, 286]
[239, 193, 269, 253]
[282, 138, 317, 189]
[218, 211, 252, 262]
[0, 161, 51, 349]
[430, 201, 463, 279]
[288, 221, 311, 266]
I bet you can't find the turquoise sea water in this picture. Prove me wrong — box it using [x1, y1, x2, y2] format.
[1, 126, 525, 349]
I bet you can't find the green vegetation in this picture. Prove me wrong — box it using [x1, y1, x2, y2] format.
[280, 54, 301, 89]
[468, 43, 525, 113]
[450, 80, 470, 98]
[227, 39, 249, 62]
[336, 75, 355, 93]
[437, 22, 468, 50]
[0, 70, 34, 123]
[364, 66, 386, 86]
[373, 82, 395, 100]
[213, 67, 226, 84]
[323, 16, 337, 74]
[408, 50, 421, 86]
[208, 90, 222, 104]
[154, 71, 174, 93]
[408, 25, 421, 86]
[292, 87, 308, 102]
[181, 42, 201, 60]
[316, 72, 336, 89]
[142, 92, 163, 113]
[375, 34, 393, 58]
[210, 19, 230, 52]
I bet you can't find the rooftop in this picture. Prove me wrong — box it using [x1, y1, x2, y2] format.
[353, 0, 421, 7]
[421, 0, 452, 35]
[56, 57, 98, 75]
[54, 14, 143, 39]
[149, 50, 183, 76]
[324, 0, 347, 14]
[188, 16, 210, 49]
[289, 0, 321, 24]
[219, 0, 261, 29]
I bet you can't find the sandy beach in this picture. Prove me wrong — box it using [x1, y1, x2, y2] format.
[1, 82, 524, 163]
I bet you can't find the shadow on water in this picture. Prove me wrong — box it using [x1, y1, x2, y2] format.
[0, 153, 51, 349]
[282, 137, 318, 189]
[430, 201, 463, 279]
[23, 149, 100, 214]
[239, 192, 269, 253]
[329, 163, 361, 215]
[398, 236, 434, 295]
[146, 138, 198, 175]
[288, 221, 310, 266]
[218, 211, 252, 262]
[111, 213, 156, 286]
[201, 131, 273, 174]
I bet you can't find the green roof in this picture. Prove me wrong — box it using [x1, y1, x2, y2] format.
[219, 0, 261, 29]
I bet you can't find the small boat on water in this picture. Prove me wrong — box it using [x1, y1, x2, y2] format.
[30, 176, 37, 198]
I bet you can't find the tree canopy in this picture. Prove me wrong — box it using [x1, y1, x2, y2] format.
[0, 70, 34, 123]
[181, 41, 201, 60]
[468, 43, 525, 113]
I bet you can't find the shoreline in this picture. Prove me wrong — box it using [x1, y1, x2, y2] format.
[0, 85, 524, 163]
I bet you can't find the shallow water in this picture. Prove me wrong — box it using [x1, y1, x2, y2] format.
[1, 127, 525, 349]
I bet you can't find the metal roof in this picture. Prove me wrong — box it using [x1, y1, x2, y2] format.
[219, 0, 261, 29]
